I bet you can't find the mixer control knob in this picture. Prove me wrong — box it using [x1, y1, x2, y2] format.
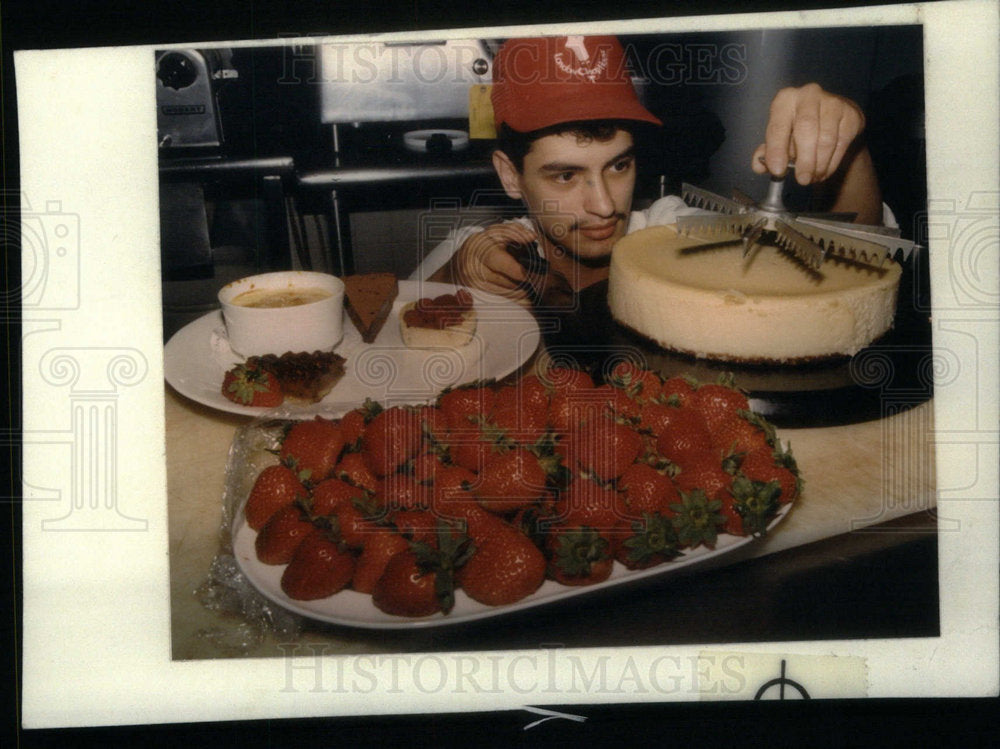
[157, 52, 199, 90]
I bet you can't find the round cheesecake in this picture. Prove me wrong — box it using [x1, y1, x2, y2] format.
[608, 225, 903, 364]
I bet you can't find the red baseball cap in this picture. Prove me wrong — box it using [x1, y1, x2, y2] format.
[491, 35, 661, 133]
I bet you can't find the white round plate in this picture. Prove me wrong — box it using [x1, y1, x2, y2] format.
[164, 281, 541, 418]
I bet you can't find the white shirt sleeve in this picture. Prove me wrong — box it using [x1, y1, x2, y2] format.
[626, 194, 705, 233]
[408, 217, 533, 280]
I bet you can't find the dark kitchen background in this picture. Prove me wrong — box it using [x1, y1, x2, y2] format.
[157, 26, 925, 340]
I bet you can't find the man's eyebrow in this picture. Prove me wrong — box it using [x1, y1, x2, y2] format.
[538, 146, 636, 173]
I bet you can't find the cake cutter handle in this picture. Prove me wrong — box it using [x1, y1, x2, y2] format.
[757, 157, 795, 213]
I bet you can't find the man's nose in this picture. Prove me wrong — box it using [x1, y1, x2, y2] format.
[582, 176, 615, 217]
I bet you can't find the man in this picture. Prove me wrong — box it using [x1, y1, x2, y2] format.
[416, 34, 884, 304]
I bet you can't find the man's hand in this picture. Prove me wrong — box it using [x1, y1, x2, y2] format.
[432, 222, 538, 303]
[752, 82, 866, 185]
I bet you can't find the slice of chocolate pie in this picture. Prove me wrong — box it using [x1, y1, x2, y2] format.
[247, 350, 347, 404]
[342, 273, 399, 343]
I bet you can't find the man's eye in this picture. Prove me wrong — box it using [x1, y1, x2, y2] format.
[553, 172, 576, 183]
[610, 158, 634, 173]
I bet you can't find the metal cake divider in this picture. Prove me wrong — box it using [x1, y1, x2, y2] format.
[677, 163, 920, 271]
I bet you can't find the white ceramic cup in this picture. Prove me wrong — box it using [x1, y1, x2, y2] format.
[218, 271, 345, 357]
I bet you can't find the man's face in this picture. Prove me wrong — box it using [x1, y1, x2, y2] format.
[495, 129, 637, 264]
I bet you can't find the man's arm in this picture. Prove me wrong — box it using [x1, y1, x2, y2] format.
[752, 83, 883, 225]
[426, 220, 537, 303]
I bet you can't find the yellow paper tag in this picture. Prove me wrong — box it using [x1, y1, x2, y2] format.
[468, 84, 496, 139]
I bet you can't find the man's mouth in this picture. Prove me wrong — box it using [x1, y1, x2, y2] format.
[577, 221, 619, 241]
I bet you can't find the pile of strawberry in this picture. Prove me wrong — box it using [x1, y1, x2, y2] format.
[242, 363, 801, 618]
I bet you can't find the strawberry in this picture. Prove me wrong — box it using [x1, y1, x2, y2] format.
[637, 401, 675, 438]
[448, 421, 504, 473]
[654, 407, 714, 467]
[617, 462, 679, 520]
[674, 453, 734, 503]
[334, 451, 379, 492]
[254, 504, 316, 565]
[548, 388, 604, 436]
[429, 481, 507, 544]
[669, 489, 726, 549]
[474, 447, 549, 514]
[377, 472, 430, 512]
[221, 361, 283, 408]
[555, 477, 624, 533]
[718, 494, 747, 536]
[617, 512, 681, 569]
[280, 529, 356, 601]
[594, 383, 642, 422]
[418, 404, 451, 445]
[728, 475, 783, 536]
[330, 498, 380, 548]
[391, 509, 439, 545]
[488, 394, 549, 445]
[517, 374, 553, 413]
[437, 383, 495, 433]
[458, 526, 546, 606]
[411, 449, 446, 485]
[434, 464, 477, 495]
[539, 366, 594, 393]
[571, 416, 642, 482]
[372, 550, 442, 617]
[546, 525, 613, 586]
[659, 375, 696, 406]
[351, 529, 409, 595]
[691, 381, 751, 432]
[608, 361, 661, 403]
[339, 398, 382, 450]
[710, 413, 771, 455]
[309, 477, 364, 517]
[372, 526, 472, 617]
[244, 464, 308, 531]
[280, 417, 345, 483]
[738, 446, 800, 505]
[361, 406, 424, 477]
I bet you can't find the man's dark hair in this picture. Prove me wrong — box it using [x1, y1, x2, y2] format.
[496, 120, 644, 172]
